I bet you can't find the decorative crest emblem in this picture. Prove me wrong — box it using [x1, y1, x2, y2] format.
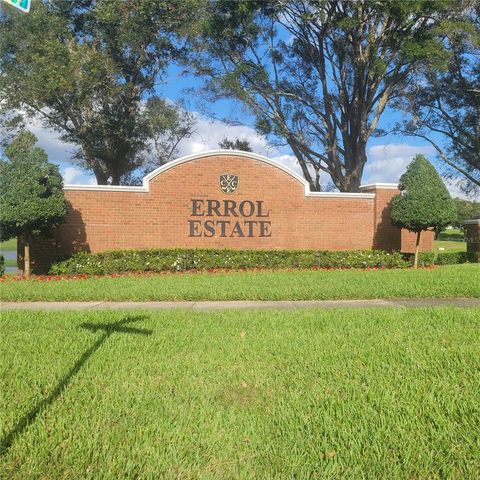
[219, 174, 239, 194]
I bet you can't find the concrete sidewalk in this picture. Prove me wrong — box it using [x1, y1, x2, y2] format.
[1, 298, 479, 311]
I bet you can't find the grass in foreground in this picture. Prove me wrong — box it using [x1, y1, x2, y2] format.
[1, 308, 479, 479]
[1, 264, 479, 302]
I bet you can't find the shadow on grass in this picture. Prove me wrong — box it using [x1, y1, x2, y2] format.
[0, 315, 152, 456]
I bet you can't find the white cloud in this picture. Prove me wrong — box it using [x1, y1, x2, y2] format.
[444, 177, 480, 201]
[174, 115, 325, 178]
[364, 143, 435, 183]
[14, 117, 96, 184]
[175, 121, 325, 184]
[177, 113, 274, 157]
[62, 166, 84, 184]
[269, 154, 303, 177]
[25, 117, 77, 165]
[364, 142, 479, 200]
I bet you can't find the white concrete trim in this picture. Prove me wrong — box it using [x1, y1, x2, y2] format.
[63, 184, 146, 192]
[64, 150, 375, 199]
[464, 219, 480, 225]
[307, 191, 375, 199]
[359, 183, 399, 190]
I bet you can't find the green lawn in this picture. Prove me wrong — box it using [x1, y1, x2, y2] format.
[1, 264, 478, 301]
[434, 229, 467, 252]
[1, 308, 479, 478]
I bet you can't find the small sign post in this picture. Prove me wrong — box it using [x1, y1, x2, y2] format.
[2, 0, 31, 13]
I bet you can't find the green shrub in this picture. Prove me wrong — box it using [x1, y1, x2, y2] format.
[49, 248, 409, 275]
[1, 131, 67, 277]
[390, 155, 457, 268]
[0, 254, 4, 276]
[413, 251, 479, 267]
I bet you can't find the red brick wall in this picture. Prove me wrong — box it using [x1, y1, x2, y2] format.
[361, 186, 402, 251]
[360, 185, 434, 253]
[400, 229, 434, 253]
[24, 153, 433, 273]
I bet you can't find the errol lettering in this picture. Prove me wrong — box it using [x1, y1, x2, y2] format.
[188, 199, 271, 238]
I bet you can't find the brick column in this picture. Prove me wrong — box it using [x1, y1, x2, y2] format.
[359, 183, 433, 253]
[465, 220, 480, 259]
[359, 184, 402, 251]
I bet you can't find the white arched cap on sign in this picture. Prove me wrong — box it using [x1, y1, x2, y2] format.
[64, 150, 376, 199]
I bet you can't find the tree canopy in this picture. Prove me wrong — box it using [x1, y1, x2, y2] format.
[452, 197, 480, 228]
[0, 1, 477, 192]
[189, 0, 466, 192]
[391, 154, 457, 267]
[139, 98, 196, 175]
[397, 3, 480, 195]
[0, 130, 67, 275]
[0, 0, 196, 184]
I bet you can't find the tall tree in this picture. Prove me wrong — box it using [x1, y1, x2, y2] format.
[190, 0, 465, 191]
[390, 155, 457, 268]
[141, 98, 196, 172]
[452, 197, 480, 228]
[0, 0, 196, 185]
[0, 131, 67, 277]
[396, 4, 480, 194]
[120, 98, 196, 186]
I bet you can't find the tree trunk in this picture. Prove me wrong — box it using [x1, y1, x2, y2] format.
[94, 169, 121, 185]
[413, 230, 422, 269]
[331, 142, 366, 192]
[24, 232, 31, 278]
[344, 174, 362, 193]
[111, 171, 122, 186]
[94, 170, 109, 185]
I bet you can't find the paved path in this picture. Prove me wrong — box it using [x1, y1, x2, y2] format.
[1, 298, 479, 311]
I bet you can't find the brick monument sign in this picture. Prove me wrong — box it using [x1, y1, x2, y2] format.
[21, 151, 433, 273]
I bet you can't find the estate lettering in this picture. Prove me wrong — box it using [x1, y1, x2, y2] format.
[188, 199, 271, 238]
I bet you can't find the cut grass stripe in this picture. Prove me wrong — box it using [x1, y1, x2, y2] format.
[1, 264, 478, 301]
[1, 307, 479, 478]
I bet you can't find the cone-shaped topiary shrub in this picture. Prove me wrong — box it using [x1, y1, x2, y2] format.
[390, 155, 457, 268]
[0, 131, 67, 276]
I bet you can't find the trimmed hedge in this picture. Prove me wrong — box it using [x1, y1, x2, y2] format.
[415, 251, 479, 267]
[0, 254, 4, 276]
[48, 248, 478, 276]
[49, 248, 409, 275]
